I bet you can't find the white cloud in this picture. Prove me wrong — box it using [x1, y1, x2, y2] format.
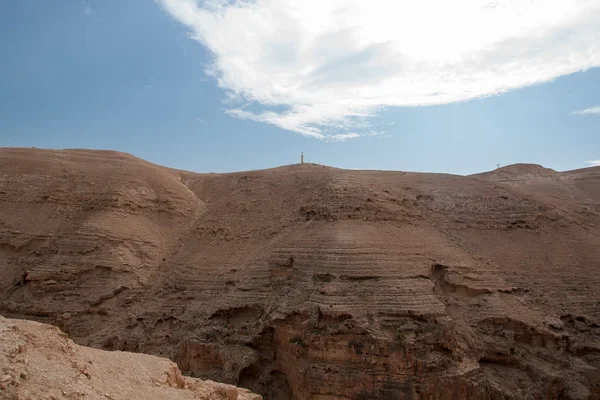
[82, 1, 94, 15]
[159, 0, 600, 140]
[572, 106, 600, 115]
[330, 133, 360, 141]
[586, 160, 600, 166]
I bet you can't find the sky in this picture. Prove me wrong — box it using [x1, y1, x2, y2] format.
[1, 0, 599, 175]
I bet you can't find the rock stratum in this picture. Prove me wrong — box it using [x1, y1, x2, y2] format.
[1, 148, 600, 399]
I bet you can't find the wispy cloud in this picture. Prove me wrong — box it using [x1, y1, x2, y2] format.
[330, 133, 360, 141]
[140, 78, 156, 94]
[483, 1, 500, 10]
[158, 0, 600, 140]
[82, 1, 94, 16]
[195, 117, 205, 123]
[586, 160, 600, 166]
[572, 106, 600, 115]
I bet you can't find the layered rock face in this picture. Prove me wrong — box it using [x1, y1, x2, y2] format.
[1, 148, 600, 399]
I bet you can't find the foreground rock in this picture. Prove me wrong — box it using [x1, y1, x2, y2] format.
[1, 148, 600, 399]
[0, 316, 261, 399]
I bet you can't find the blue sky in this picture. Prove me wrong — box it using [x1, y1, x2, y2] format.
[1, 0, 599, 175]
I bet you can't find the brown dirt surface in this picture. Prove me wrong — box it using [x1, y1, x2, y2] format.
[1, 147, 600, 399]
[0, 315, 261, 399]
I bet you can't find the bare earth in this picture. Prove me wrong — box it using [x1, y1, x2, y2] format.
[0, 316, 261, 399]
[1, 148, 599, 399]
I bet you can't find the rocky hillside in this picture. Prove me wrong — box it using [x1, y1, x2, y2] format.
[0, 316, 260, 399]
[1, 148, 600, 399]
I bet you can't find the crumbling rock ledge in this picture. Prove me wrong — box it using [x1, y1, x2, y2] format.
[0, 315, 261, 400]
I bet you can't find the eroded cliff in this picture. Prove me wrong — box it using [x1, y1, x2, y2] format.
[1, 148, 599, 399]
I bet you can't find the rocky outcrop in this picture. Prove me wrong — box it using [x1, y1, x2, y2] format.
[0, 315, 261, 399]
[1, 148, 600, 399]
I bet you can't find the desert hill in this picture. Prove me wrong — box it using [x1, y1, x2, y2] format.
[1, 148, 599, 399]
[471, 163, 560, 181]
